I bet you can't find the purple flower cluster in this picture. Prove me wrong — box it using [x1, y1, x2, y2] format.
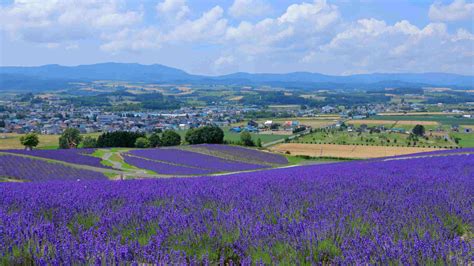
[128, 148, 268, 172]
[1, 154, 472, 264]
[0, 155, 107, 182]
[4, 148, 109, 168]
[123, 155, 214, 175]
[196, 144, 288, 165]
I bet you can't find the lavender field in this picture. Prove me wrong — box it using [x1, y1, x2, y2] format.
[191, 144, 289, 165]
[0, 154, 107, 182]
[4, 149, 109, 169]
[127, 148, 269, 173]
[1, 153, 472, 264]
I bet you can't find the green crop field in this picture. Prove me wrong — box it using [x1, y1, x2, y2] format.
[450, 133, 474, 148]
[295, 130, 457, 148]
[369, 115, 474, 125]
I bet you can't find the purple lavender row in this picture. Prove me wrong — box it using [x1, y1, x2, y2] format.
[4, 148, 110, 169]
[1, 154, 472, 264]
[197, 144, 288, 165]
[379, 147, 474, 160]
[128, 148, 268, 172]
[123, 155, 214, 175]
[0, 155, 107, 182]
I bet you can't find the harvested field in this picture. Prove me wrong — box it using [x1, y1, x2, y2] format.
[350, 119, 439, 126]
[229, 96, 243, 101]
[269, 143, 444, 159]
[258, 130, 293, 135]
[378, 112, 450, 116]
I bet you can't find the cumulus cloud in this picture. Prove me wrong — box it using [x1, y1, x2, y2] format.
[313, 18, 472, 74]
[228, 0, 272, 19]
[156, 0, 190, 21]
[1, 0, 473, 75]
[0, 0, 142, 43]
[429, 0, 474, 21]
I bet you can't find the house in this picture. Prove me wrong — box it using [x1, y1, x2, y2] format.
[230, 127, 242, 133]
[264, 120, 273, 127]
[247, 120, 258, 127]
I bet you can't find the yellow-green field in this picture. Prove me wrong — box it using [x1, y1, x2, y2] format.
[0, 133, 101, 150]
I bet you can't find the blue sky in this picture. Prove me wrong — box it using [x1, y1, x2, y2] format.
[0, 0, 473, 75]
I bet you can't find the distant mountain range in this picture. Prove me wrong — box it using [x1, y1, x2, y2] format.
[1, 62, 473, 91]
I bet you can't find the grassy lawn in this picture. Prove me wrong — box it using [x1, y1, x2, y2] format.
[295, 130, 457, 148]
[0, 132, 101, 150]
[450, 133, 474, 148]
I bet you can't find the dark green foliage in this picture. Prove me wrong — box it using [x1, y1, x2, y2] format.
[160, 130, 181, 146]
[240, 132, 255, 146]
[81, 136, 97, 148]
[59, 128, 82, 149]
[96, 131, 146, 148]
[256, 138, 262, 147]
[412, 124, 425, 136]
[185, 126, 224, 144]
[20, 133, 39, 150]
[0, 120, 5, 128]
[149, 133, 161, 147]
[135, 137, 150, 148]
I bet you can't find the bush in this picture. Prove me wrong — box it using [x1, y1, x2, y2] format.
[240, 132, 254, 146]
[135, 137, 150, 148]
[185, 126, 224, 145]
[161, 130, 181, 146]
[81, 136, 97, 148]
[59, 128, 82, 149]
[97, 131, 145, 148]
[149, 133, 161, 147]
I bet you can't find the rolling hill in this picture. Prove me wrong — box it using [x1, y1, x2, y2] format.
[1, 62, 473, 91]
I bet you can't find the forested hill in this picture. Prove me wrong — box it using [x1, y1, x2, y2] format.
[1, 63, 473, 91]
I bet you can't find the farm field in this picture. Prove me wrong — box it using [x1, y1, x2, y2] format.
[0, 152, 472, 264]
[349, 119, 439, 126]
[0, 145, 289, 180]
[368, 115, 474, 125]
[296, 130, 457, 148]
[450, 133, 474, 148]
[269, 143, 445, 159]
[0, 133, 101, 150]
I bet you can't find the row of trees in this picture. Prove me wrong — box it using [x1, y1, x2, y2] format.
[19, 126, 263, 150]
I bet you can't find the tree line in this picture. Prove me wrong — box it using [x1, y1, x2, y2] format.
[19, 125, 262, 150]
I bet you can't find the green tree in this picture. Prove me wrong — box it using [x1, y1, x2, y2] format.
[161, 130, 181, 146]
[149, 133, 161, 147]
[96, 131, 145, 148]
[20, 133, 39, 150]
[240, 131, 254, 146]
[185, 126, 224, 144]
[135, 137, 151, 148]
[81, 136, 97, 148]
[59, 128, 82, 149]
[412, 125, 425, 136]
[256, 138, 262, 147]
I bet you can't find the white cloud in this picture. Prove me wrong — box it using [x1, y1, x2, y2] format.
[156, 0, 190, 21]
[166, 6, 228, 43]
[314, 18, 472, 74]
[228, 0, 271, 19]
[429, 0, 474, 22]
[278, 0, 340, 31]
[0, 0, 142, 43]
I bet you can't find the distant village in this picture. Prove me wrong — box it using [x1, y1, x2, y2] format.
[0, 95, 472, 136]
